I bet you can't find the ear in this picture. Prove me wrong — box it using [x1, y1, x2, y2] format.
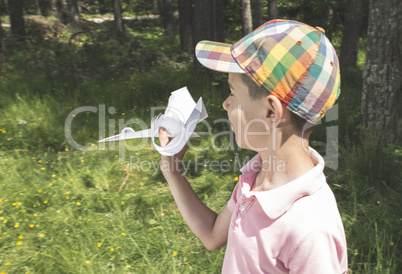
[266, 95, 283, 127]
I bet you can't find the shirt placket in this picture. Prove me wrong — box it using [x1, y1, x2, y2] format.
[233, 195, 256, 231]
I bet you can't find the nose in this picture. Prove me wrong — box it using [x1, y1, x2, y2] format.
[223, 97, 229, 111]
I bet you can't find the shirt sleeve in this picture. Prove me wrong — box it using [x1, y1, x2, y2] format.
[288, 229, 348, 274]
[227, 179, 242, 213]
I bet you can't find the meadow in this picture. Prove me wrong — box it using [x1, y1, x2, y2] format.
[0, 19, 401, 273]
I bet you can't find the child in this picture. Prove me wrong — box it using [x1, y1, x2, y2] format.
[159, 19, 348, 273]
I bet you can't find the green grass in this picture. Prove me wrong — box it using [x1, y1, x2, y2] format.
[0, 21, 401, 273]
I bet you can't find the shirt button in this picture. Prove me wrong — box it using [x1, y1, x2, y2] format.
[239, 204, 244, 211]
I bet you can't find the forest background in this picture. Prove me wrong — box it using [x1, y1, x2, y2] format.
[0, 0, 401, 273]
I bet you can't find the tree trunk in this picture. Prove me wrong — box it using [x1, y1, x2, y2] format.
[49, 0, 58, 16]
[253, 0, 263, 29]
[34, 0, 42, 15]
[178, 0, 193, 53]
[69, 0, 81, 31]
[0, 13, 5, 62]
[340, 0, 363, 72]
[362, 0, 402, 145]
[215, 0, 225, 42]
[193, 0, 211, 43]
[112, 0, 124, 34]
[267, 0, 277, 20]
[8, 0, 26, 38]
[241, 0, 252, 35]
[162, 0, 174, 36]
[152, 0, 158, 12]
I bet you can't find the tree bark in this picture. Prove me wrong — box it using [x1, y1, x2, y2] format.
[162, 0, 174, 36]
[178, 0, 193, 53]
[69, 0, 81, 31]
[8, 0, 26, 38]
[362, 0, 402, 145]
[112, 0, 124, 34]
[215, 0, 225, 42]
[34, 0, 42, 15]
[193, 0, 211, 43]
[253, 0, 263, 29]
[267, 0, 277, 20]
[340, 0, 363, 72]
[241, 0, 252, 35]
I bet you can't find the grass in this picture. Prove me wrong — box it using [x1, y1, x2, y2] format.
[0, 19, 401, 273]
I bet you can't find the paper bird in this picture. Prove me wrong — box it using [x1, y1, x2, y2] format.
[98, 87, 208, 156]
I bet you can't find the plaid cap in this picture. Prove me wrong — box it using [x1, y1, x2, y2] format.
[195, 19, 341, 124]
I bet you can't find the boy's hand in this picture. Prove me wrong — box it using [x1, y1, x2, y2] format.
[159, 128, 187, 174]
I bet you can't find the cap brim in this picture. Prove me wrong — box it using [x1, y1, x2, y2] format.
[195, 41, 245, 73]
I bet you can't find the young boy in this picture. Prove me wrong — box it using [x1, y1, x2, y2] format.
[159, 19, 348, 273]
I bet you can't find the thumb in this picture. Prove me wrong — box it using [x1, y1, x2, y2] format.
[158, 127, 170, 147]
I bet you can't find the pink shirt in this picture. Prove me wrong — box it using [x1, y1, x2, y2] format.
[223, 147, 348, 273]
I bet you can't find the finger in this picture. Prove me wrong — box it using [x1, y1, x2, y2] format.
[158, 127, 170, 147]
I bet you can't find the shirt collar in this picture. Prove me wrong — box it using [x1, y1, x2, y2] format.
[238, 147, 326, 219]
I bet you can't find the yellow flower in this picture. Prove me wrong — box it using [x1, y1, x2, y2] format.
[33, 213, 38, 217]
[390, 242, 394, 246]
[37, 190, 42, 193]
[17, 202, 22, 206]
[43, 201, 48, 204]
[66, 197, 70, 200]
[70, 179, 74, 182]
[38, 160, 42, 163]
[85, 260, 90, 265]
[97, 242, 102, 247]
[38, 117, 42, 120]
[16, 241, 22, 245]
[125, 265, 131, 268]
[18, 235, 24, 239]
[121, 233, 127, 236]
[81, 159, 84, 163]
[41, 167, 46, 171]
[65, 148, 69, 151]
[29, 224, 34, 228]
[3, 220, 8, 223]
[57, 178, 61, 181]
[110, 247, 114, 251]
[14, 223, 19, 228]
[76, 202, 81, 206]
[234, 176, 239, 181]
[172, 251, 177, 256]
[87, 218, 91, 221]
[2, 232, 7, 235]
[39, 233, 44, 237]
[5, 262, 11, 265]
[51, 174, 56, 178]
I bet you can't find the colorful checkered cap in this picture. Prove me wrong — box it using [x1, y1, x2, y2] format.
[195, 19, 340, 124]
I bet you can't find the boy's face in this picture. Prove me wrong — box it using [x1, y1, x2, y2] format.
[223, 73, 272, 151]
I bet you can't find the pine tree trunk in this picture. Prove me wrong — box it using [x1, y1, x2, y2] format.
[340, 0, 363, 72]
[69, 0, 81, 31]
[362, 0, 402, 145]
[241, 0, 252, 35]
[113, 0, 124, 34]
[215, 0, 225, 42]
[34, 0, 42, 15]
[267, 0, 277, 20]
[8, 0, 26, 38]
[163, 0, 174, 36]
[178, 0, 193, 53]
[253, 0, 263, 29]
